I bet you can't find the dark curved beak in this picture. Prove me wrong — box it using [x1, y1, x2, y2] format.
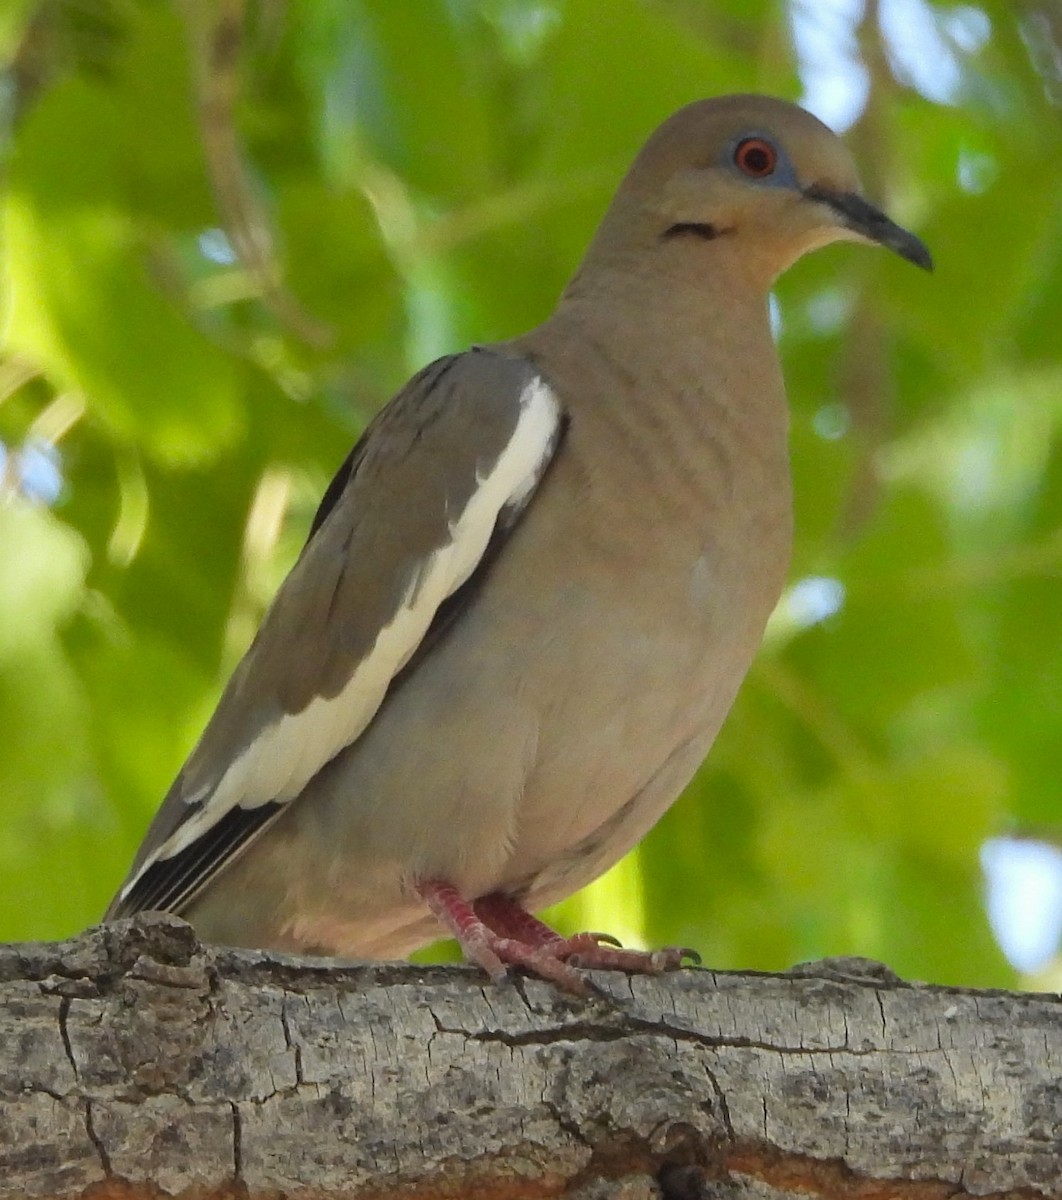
[804, 185, 933, 271]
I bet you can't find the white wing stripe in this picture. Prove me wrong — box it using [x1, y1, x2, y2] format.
[123, 377, 560, 889]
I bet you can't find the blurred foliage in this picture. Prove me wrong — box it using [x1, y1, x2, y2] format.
[1, 0, 1060, 989]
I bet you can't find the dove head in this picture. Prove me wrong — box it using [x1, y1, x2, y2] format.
[584, 94, 931, 290]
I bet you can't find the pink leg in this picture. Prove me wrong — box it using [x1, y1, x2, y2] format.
[416, 880, 590, 994]
[474, 892, 698, 973]
[416, 880, 698, 993]
[472, 895, 571, 949]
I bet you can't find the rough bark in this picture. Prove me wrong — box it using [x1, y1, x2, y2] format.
[0, 913, 1058, 1199]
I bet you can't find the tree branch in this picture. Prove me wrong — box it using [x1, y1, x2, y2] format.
[1, 914, 1058, 1198]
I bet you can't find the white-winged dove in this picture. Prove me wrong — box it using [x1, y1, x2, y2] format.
[107, 95, 930, 992]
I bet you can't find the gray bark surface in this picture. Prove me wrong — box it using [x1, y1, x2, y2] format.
[0, 913, 1058, 1199]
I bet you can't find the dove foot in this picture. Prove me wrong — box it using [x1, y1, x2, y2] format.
[416, 880, 698, 995]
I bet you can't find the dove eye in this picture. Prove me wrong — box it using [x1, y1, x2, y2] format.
[734, 137, 778, 178]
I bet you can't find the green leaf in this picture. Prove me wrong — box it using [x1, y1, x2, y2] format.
[1, 4, 244, 464]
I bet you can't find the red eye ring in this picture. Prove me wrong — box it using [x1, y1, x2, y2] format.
[734, 137, 778, 179]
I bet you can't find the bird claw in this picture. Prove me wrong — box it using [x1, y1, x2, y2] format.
[563, 936, 698, 975]
[490, 936, 591, 995]
[650, 945, 701, 968]
[582, 930, 624, 948]
[417, 881, 698, 995]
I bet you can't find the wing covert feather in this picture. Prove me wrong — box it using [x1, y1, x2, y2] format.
[107, 347, 564, 918]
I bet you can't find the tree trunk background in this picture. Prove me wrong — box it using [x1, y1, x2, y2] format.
[0, 913, 1058, 1199]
